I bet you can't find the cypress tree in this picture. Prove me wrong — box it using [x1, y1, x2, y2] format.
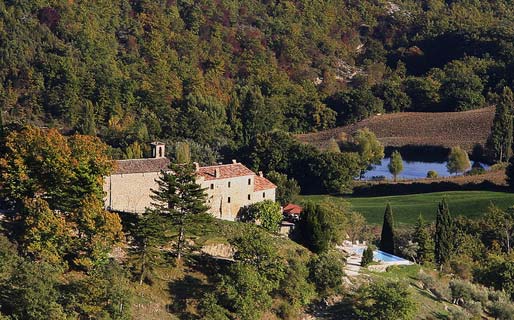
[361, 246, 374, 267]
[413, 214, 433, 264]
[488, 87, 514, 162]
[175, 141, 191, 164]
[379, 203, 395, 254]
[435, 198, 453, 268]
[507, 156, 514, 188]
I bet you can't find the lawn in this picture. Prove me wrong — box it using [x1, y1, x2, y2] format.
[300, 191, 514, 225]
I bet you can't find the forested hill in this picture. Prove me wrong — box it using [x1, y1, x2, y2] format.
[3, 0, 514, 159]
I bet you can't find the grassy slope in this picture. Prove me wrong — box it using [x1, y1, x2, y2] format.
[366, 265, 455, 320]
[129, 218, 312, 320]
[301, 191, 514, 225]
[296, 107, 494, 152]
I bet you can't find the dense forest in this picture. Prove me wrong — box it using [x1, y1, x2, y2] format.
[4, 1, 514, 319]
[3, 0, 514, 161]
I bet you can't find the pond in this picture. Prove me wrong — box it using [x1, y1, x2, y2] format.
[361, 157, 490, 181]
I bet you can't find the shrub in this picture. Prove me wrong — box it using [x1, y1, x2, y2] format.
[464, 167, 485, 176]
[448, 308, 470, 320]
[353, 281, 417, 320]
[239, 200, 282, 233]
[426, 170, 438, 178]
[450, 280, 474, 305]
[489, 301, 514, 320]
[361, 246, 374, 267]
[308, 251, 345, 295]
[463, 300, 482, 317]
[417, 272, 450, 301]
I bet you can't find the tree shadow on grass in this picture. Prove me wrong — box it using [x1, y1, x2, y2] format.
[167, 274, 207, 320]
[167, 255, 233, 319]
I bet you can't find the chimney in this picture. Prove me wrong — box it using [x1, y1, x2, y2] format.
[258, 171, 263, 177]
[193, 162, 200, 171]
[232, 159, 237, 164]
[215, 168, 220, 178]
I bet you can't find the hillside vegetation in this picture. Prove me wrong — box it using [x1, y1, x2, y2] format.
[3, 1, 514, 161]
[297, 107, 495, 152]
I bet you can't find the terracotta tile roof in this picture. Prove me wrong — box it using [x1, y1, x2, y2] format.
[113, 158, 170, 174]
[254, 175, 276, 191]
[197, 163, 255, 181]
[283, 203, 302, 215]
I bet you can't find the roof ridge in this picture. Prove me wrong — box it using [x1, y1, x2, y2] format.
[199, 162, 244, 168]
[115, 158, 168, 162]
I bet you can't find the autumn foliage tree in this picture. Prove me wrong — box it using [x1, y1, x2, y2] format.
[0, 126, 122, 270]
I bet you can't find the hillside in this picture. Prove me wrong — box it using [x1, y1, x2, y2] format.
[296, 107, 495, 152]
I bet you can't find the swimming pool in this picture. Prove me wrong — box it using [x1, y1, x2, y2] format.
[351, 248, 410, 263]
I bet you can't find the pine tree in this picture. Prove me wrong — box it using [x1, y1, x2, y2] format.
[380, 203, 395, 254]
[388, 150, 403, 182]
[151, 162, 208, 261]
[435, 198, 453, 269]
[413, 214, 433, 264]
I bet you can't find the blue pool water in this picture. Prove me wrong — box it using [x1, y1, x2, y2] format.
[352, 248, 408, 263]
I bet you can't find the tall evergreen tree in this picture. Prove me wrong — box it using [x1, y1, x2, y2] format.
[507, 155, 514, 188]
[488, 87, 514, 162]
[435, 198, 453, 268]
[151, 163, 208, 261]
[131, 210, 168, 285]
[413, 214, 433, 264]
[380, 203, 395, 254]
[175, 141, 191, 164]
[78, 100, 96, 136]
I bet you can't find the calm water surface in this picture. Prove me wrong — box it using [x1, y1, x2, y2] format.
[362, 158, 489, 180]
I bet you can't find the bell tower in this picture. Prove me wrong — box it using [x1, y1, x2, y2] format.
[150, 142, 166, 158]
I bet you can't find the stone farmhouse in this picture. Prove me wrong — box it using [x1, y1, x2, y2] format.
[103, 142, 276, 221]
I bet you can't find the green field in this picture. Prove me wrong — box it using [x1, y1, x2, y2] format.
[301, 191, 514, 225]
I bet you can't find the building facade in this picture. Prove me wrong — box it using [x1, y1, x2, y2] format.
[103, 143, 276, 221]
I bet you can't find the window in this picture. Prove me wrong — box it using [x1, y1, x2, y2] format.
[210, 184, 214, 190]
[228, 197, 231, 203]
[228, 181, 231, 188]
[248, 194, 251, 200]
[248, 178, 251, 185]
[263, 192, 266, 198]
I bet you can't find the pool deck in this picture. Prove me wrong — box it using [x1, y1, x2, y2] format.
[339, 243, 413, 275]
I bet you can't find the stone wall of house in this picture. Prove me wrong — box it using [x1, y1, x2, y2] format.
[200, 174, 259, 221]
[104, 172, 160, 213]
[252, 188, 276, 206]
[105, 172, 276, 220]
